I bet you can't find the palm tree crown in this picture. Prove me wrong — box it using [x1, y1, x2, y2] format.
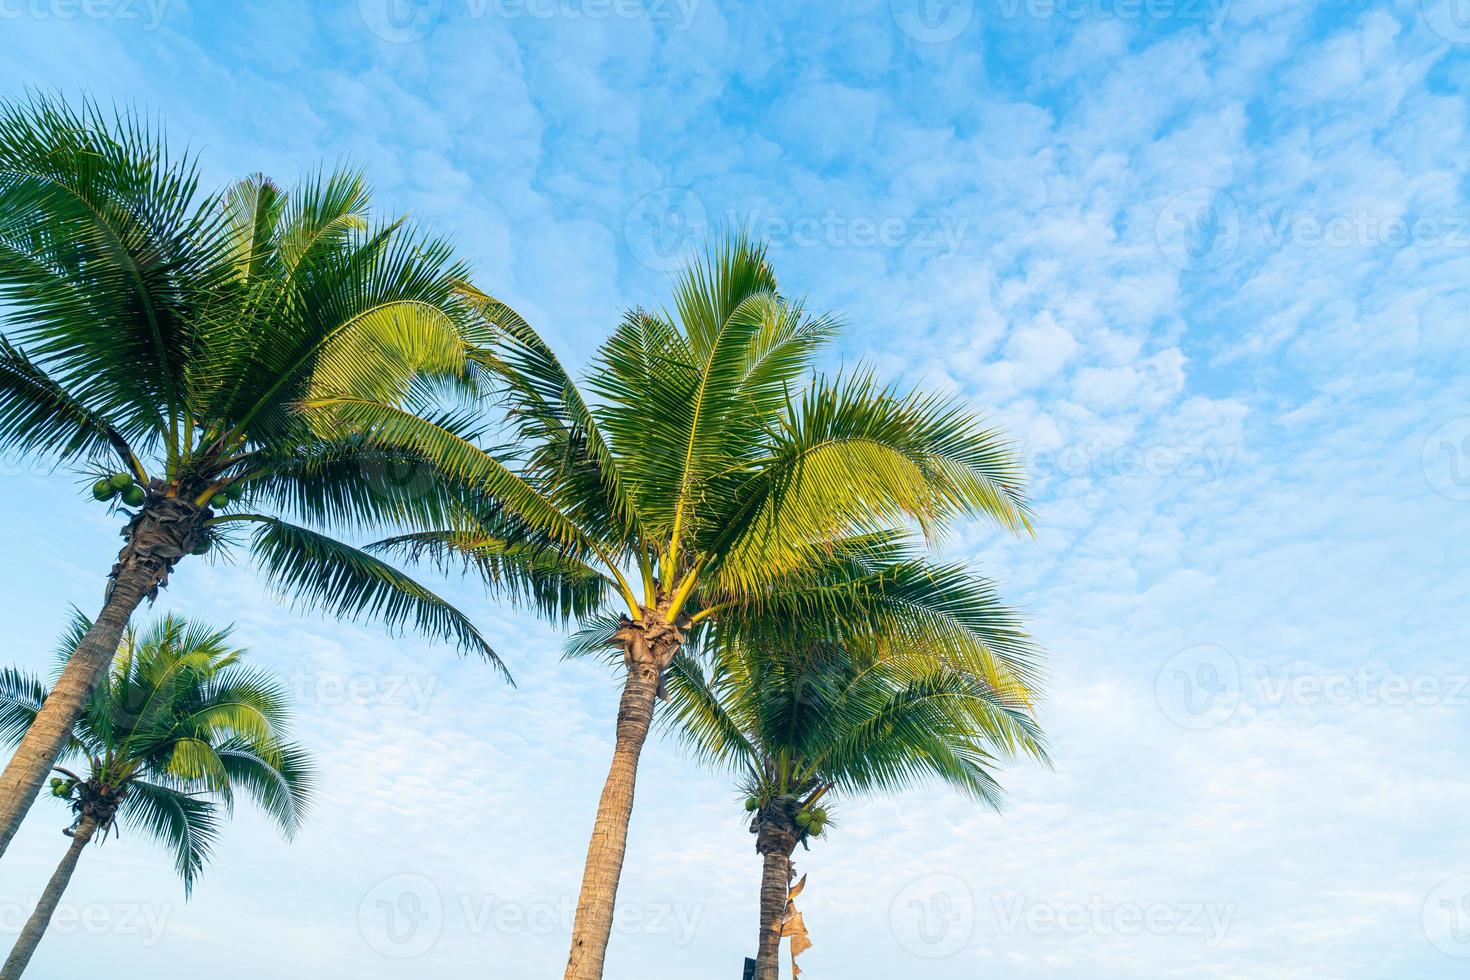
[352, 236, 1039, 979]
[0, 614, 313, 892]
[0, 95, 495, 656]
[0, 613, 311, 980]
[666, 616, 1047, 979]
[0, 94, 506, 857]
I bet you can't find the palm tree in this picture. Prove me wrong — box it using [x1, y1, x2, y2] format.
[0, 95, 505, 857]
[0, 613, 313, 978]
[353, 238, 1038, 979]
[664, 614, 1047, 980]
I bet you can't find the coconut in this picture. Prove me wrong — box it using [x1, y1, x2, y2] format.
[121, 484, 146, 507]
[109, 472, 133, 490]
[745, 797, 760, 812]
[91, 479, 114, 500]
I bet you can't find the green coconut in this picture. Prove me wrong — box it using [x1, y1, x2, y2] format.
[795, 810, 813, 828]
[91, 479, 115, 501]
[109, 471, 133, 490]
[811, 806, 828, 824]
[121, 484, 146, 507]
[744, 797, 760, 812]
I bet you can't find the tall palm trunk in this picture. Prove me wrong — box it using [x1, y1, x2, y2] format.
[754, 848, 792, 980]
[562, 661, 659, 980]
[0, 564, 154, 859]
[0, 814, 98, 979]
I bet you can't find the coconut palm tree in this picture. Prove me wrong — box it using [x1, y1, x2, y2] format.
[0, 95, 505, 857]
[0, 613, 313, 978]
[664, 608, 1047, 980]
[351, 238, 1038, 978]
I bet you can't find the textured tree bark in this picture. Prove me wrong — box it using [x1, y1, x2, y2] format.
[0, 814, 98, 979]
[0, 566, 152, 860]
[562, 659, 660, 980]
[753, 847, 792, 980]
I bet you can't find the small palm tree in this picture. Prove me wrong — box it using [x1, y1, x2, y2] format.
[0, 95, 504, 856]
[666, 621, 1047, 980]
[351, 238, 1038, 978]
[0, 613, 313, 979]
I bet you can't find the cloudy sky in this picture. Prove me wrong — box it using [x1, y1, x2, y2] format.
[0, 1, 1467, 977]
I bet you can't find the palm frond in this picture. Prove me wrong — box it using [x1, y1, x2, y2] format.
[371, 529, 611, 623]
[215, 738, 313, 838]
[241, 515, 510, 680]
[119, 780, 221, 896]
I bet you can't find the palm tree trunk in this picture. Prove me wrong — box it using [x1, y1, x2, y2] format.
[0, 815, 98, 979]
[0, 563, 155, 859]
[753, 848, 791, 980]
[562, 661, 660, 980]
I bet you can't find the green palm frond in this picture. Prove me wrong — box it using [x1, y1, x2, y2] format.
[0, 95, 510, 670]
[119, 780, 221, 896]
[371, 529, 611, 622]
[0, 667, 48, 748]
[215, 738, 312, 837]
[719, 536, 1045, 692]
[240, 515, 509, 680]
[300, 397, 605, 555]
[671, 632, 1045, 813]
[705, 371, 1031, 591]
[0, 95, 226, 444]
[0, 338, 138, 468]
[464, 285, 642, 546]
[10, 612, 316, 895]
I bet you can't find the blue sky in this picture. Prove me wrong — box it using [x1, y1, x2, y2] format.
[0, 1, 1467, 977]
